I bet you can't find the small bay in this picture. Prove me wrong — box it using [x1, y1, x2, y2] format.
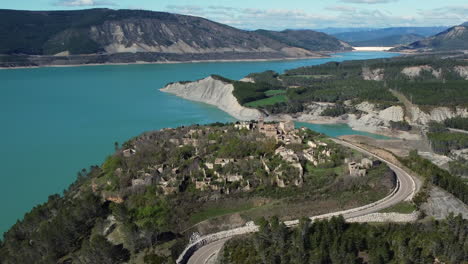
[0, 51, 398, 235]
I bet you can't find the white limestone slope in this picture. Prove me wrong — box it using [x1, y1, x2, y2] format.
[408, 106, 468, 125]
[160, 76, 264, 120]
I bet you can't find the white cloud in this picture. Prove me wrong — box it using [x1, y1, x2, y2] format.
[164, 4, 466, 30]
[55, 0, 116, 7]
[340, 0, 398, 4]
[325, 5, 357, 12]
[417, 5, 468, 22]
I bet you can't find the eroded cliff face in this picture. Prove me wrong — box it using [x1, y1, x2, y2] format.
[160, 77, 264, 120]
[352, 101, 468, 128]
[407, 106, 468, 125]
[88, 19, 304, 55]
[401, 65, 442, 79]
[359, 66, 468, 81]
[455, 66, 468, 80]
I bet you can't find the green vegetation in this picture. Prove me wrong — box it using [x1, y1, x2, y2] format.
[246, 70, 283, 88]
[380, 201, 416, 213]
[229, 54, 468, 118]
[400, 150, 468, 204]
[0, 123, 396, 263]
[265, 89, 287, 96]
[428, 131, 468, 155]
[444, 116, 468, 131]
[190, 203, 255, 224]
[286, 80, 398, 104]
[232, 81, 270, 105]
[449, 158, 468, 178]
[245, 95, 287, 107]
[389, 120, 412, 131]
[320, 104, 348, 117]
[426, 120, 468, 155]
[221, 215, 468, 264]
[392, 80, 468, 107]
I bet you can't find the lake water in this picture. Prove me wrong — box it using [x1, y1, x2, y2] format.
[0, 51, 398, 235]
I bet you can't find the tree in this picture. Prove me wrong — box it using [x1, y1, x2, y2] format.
[76, 235, 130, 264]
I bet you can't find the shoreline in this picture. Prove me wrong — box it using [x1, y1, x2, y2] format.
[0, 49, 398, 70]
[0, 55, 329, 70]
[269, 114, 419, 140]
[161, 80, 415, 140]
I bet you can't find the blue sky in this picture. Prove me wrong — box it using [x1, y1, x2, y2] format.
[2, 0, 467, 29]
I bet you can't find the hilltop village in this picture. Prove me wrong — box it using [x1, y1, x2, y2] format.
[95, 121, 382, 204]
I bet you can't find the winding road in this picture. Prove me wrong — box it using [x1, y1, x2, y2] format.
[182, 138, 418, 264]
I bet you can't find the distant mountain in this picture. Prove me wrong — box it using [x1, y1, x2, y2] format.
[462, 22, 468, 27]
[255, 29, 352, 52]
[0, 8, 350, 67]
[314, 27, 375, 35]
[393, 24, 468, 51]
[351, 33, 424, 47]
[333, 27, 449, 43]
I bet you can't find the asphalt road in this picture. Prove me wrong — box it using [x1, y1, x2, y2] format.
[185, 139, 417, 264]
[187, 238, 230, 264]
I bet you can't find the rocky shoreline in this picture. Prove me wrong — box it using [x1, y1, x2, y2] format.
[160, 76, 468, 140]
[160, 77, 412, 139]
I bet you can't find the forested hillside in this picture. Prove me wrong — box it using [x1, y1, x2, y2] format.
[221, 215, 467, 264]
[218, 54, 468, 117]
[0, 123, 394, 263]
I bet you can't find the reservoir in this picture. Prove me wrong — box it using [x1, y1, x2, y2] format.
[0, 51, 398, 235]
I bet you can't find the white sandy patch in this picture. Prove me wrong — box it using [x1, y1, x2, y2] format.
[353, 47, 393, 51]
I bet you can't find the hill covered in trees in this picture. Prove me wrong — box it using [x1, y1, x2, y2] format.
[219, 54, 468, 118]
[221, 215, 467, 264]
[0, 123, 395, 263]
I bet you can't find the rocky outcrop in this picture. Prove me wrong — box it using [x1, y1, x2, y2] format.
[407, 105, 468, 125]
[421, 187, 468, 219]
[254, 29, 353, 52]
[346, 102, 406, 134]
[160, 76, 263, 120]
[87, 19, 312, 56]
[362, 67, 384, 81]
[401, 65, 441, 79]
[455, 66, 468, 80]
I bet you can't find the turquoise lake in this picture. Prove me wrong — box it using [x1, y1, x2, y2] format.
[0, 51, 398, 235]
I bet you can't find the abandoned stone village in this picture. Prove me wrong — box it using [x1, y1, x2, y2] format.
[98, 121, 378, 203]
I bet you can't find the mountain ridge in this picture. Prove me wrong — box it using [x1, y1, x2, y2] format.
[332, 26, 449, 43]
[0, 8, 351, 68]
[350, 33, 424, 47]
[393, 23, 468, 52]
